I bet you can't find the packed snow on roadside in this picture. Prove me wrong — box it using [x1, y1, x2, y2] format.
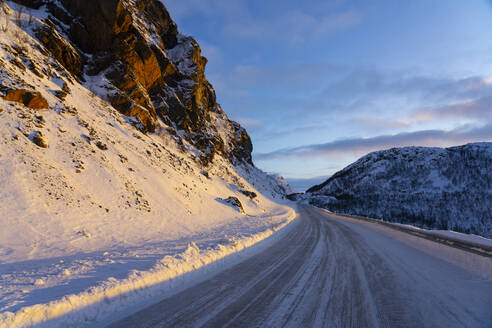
[390, 222, 492, 249]
[316, 207, 492, 250]
[0, 4, 297, 328]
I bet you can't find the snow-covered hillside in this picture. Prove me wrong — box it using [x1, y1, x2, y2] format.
[0, 1, 295, 327]
[307, 143, 492, 237]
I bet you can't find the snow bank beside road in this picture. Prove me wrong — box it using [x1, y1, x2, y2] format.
[317, 208, 492, 254]
[0, 207, 297, 328]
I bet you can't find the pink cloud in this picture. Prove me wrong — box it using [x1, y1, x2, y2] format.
[255, 124, 492, 160]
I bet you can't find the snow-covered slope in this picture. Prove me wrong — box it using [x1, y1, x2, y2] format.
[268, 173, 294, 195]
[306, 143, 492, 237]
[0, 1, 295, 327]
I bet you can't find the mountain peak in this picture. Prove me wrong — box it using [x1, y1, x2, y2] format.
[307, 143, 492, 237]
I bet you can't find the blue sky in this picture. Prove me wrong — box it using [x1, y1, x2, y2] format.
[163, 0, 492, 190]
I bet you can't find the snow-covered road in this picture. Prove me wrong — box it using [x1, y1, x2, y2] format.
[108, 204, 492, 328]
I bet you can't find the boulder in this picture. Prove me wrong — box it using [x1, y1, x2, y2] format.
[95, 141, 107, 150]
[29, 131, 48, 148]
[3, 89, 49, 109]
[239, 189, 257, 199]
[221, 196, 244, 213]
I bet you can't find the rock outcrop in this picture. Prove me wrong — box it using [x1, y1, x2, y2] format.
[35, 21, 82, 78]
[29, 130, 48, 148]
[3, 89, 49, 109]
[221, 196, 245, 213]
[306, 143, 492, 237]
[239, 189, 257, 199]
[15, 0, 252, 165]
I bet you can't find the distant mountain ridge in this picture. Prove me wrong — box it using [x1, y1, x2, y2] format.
[306, 143, 492, 237]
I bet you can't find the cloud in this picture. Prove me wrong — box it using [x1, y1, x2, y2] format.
[219, 61, 492, 121]
[241, 67, 492, 105]
[213, 61, 344, 118]
[225, 62, 343, 91]
[197, 39, 223, 64]
[255, 124, 492, 160]
[253, 123, 329, 142]
[163, 0, 360, 44]
[322, 71, 492, 106]
[350, 116, 410, 129]
[411, 95, 492, 123]
[223, 9, 360, 43]
[162, 0, 248, 21]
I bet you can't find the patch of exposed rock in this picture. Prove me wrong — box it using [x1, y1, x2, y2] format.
[95, 141, 108, 150]
[35, 20, 82, 78]
[29, 130, 48, 148]
[221, 196, 244, 213]
[239, 189, 257, 199]
[3, 89, 49, 109]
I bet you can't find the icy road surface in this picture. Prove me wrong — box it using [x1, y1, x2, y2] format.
[109, 204, 492, 328]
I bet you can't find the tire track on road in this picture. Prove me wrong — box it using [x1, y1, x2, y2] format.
[109, 204, 492, 328]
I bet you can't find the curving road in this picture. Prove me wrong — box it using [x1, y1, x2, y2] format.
[108, 205, 492, 328]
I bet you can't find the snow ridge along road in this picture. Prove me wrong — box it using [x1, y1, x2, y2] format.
[109, 204, 492, 328]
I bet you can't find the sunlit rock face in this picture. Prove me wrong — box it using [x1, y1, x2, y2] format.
[15, 0, 252, 165]
[306, 143, 492, 237]
[3, 88, 49, 109]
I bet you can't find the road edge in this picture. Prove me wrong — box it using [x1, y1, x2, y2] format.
[315, 207, 492, 258]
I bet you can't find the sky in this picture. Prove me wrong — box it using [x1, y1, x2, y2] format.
[162, 0, 492, 191]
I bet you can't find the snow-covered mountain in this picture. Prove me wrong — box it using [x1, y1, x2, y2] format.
[306, 143, 492, 237]
[0, 1, 295, 325]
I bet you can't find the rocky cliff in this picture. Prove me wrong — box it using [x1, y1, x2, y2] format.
[9, 0, 252, 165]
[0, 0, 292, 262]
[306, 143, 492, 237]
